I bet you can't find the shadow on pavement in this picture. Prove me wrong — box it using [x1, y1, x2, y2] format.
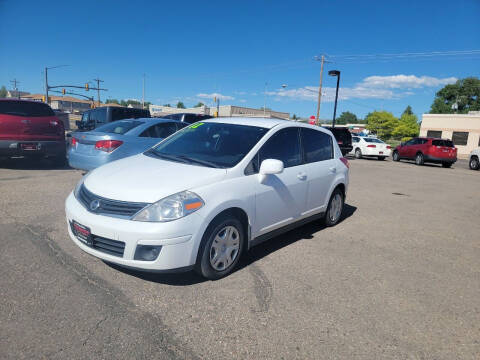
[107, 204, 357, 286]
[0, 157, 70, 170]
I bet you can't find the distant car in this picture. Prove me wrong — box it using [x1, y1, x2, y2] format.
[392, 137, 457, 167]
[0, 99, 66, 166]
[468, 148, 480, 170]
[162, 113, 212, 124]
[350, 136, 391, 160]
[322, 126, 352, 156]
[76, 106, 150, 131]
[68, 118, 187, 171]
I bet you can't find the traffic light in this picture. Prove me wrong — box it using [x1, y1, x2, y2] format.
[42, 95, 46, 102]
[62, 88, 66, 95]
[85, 83, 89, 91]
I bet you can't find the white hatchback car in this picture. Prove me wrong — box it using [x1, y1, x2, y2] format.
[65, 118, 349, 279]
[350, 136, 391, 160]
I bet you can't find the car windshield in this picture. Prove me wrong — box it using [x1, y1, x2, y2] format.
[95, 120, 143, 134]
[364, 138, 384, 143]
[145, 122, 269, 168]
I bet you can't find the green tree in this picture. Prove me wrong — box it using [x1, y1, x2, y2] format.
[0, 85, 7, 98]
[176, 101, 186, 109]
[392, 113, 419, 139]
[430, 77, 480, 114]
[402, 105, 413, 116]
[194, 102, 205, 108]
[105, 98, 120, 104]
[163, 104, 172, 107]
[291, 114, 297, 120]
[336, 111, 358, 125]
[366, 111, 399, 139]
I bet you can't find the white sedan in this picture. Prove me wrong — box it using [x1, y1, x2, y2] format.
[469, 148, 479, 170]
[350, 136, 391, 160]
[65, 118, 349, 279]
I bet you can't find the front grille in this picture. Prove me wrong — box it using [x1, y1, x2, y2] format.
[78, 184, 149, 218]
[92, 236, 125, 257]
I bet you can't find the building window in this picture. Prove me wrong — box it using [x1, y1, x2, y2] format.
[452, 131, 469, 146]
[427, 130, 442, 138]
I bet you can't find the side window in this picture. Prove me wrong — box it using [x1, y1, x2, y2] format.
[259, 128, 302, 168]
[96, 108, 107, 124]
[405, 139, 416, 146]
[153, 123, 178, 138]
[352, 137, 359, 143]
[140, 126, 156, 138]
[176, 122, 189, 131]
[301, 128, 333, 163]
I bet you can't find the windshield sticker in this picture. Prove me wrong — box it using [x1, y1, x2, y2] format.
[190, 122, 204, 129]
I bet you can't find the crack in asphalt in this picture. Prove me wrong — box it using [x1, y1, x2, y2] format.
[2, 210, 201, 360]
[248, 264, 273, 313]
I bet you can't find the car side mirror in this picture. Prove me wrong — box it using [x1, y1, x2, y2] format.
[259, 159, 284, 183]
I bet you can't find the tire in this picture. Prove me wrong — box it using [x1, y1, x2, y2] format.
[324, 188, 344, 227]
[442, 162, 452, 168]
[196, 216, 245, 280]
[392, 151, 400, 162]
[354, 148, 362, 159]
[415, 153, 424, 166]
[377, 156, 386, 161]
[469, 156, 479, 170]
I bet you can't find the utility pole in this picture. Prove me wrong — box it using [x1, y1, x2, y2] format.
[315, 55, 325, 125]
[263, 82, 267, 117]
[142, 74, 145, 109]
[10, 79, 20, 98]
[93, 78, 104, 104]
[45, 67, 49, 104]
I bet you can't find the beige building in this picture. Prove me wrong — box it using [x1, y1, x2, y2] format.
[420, 112, 480, 156]
[150, 104, 289, 120]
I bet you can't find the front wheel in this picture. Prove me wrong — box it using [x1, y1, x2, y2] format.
[469, 156, 479, 170]
[196, 217, 244, 280]
[415, 153, 424, 166]
[355, 148, 362, 159]
[324, 188, 344, 227]
[392, 151, 400, 162]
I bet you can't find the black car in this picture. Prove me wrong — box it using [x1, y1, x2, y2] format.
[162, 113, 212, 124]
[322, 126, 353, 156]
[76, 106, 151, 131]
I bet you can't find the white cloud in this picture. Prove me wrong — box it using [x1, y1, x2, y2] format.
[266, 74, 457, 102]
[196, 92, 234, 100]
[360, 75, 457, 89]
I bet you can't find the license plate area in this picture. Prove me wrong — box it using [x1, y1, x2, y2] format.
[71, 220, 93, 246]
[20, 143, 40, 151]
[379, 151, 383, 154]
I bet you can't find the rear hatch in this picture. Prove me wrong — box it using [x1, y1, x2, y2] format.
[431, 139, 457, 159]
[0, 100, 64, 141]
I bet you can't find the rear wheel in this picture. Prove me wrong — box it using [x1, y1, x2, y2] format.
[196, 216, 244, 280]
[442, 162, 452, 168]
[377, 156, 386, 161]
[355, 148, 362, 159]
[469, 156, 479, 170]
[415, 153, 424, 166]
[324, 188, 344, 227]
[392, 151, 400, 162]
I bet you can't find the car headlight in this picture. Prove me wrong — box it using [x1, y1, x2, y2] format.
[132, 191, 204, 222]
[73, 172, 91, 199]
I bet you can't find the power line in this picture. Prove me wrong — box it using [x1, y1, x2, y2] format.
[10, 78, 20, 98]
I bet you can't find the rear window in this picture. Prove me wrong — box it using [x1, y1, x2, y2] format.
[0, 100, 54, 117]
[432, 139, 454, 147]
[364, 138, 384, 143]
[95, 120, 142, 134]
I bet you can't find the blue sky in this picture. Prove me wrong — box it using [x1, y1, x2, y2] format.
[1, 0, 479, 119]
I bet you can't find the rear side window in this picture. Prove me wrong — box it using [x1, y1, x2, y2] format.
[301, 128, 333, 163]
[95, 120, 142, 134]
[259, 128, 302, 168]
[0, 100, 54, 117]
[140, 122, 178, 138]
[452, 132, 469, 146]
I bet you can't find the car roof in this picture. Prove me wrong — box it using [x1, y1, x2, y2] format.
[114, 117, 182, 124]
[203, 117, 289, 129]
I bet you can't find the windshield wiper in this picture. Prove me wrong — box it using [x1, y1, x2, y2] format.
[144, 150, 189, 164]
[176, 155, 221, 168]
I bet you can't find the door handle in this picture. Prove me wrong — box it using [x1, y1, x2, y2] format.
[297, 172, 307, 180]
[329, 167, 337, 173]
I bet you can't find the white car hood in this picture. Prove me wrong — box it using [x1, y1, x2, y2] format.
[84, 154, 227, 203]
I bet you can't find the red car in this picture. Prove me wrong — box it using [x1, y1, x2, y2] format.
[0, 99, 66, 165]
[392, 137, 457, 167]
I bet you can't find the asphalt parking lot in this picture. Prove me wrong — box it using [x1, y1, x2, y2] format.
[1, 157, 479, 359]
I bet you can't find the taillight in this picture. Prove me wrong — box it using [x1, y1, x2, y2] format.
[340, 157, 349, 169]
[367, 144, 376, 148]
[94, 140, 123, 152]
[386, 145, 391, 149]
[71, 137, 77, 146]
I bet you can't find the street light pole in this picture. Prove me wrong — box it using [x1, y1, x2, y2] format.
[315, 55, 325, 125]
[142, 74, 145, 109]
[263, 81, 267, 117]
[45, 67, 49, 104]
[328, 70, 341, 128]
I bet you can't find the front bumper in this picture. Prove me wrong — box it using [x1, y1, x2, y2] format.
[65, 192, 205, 271]
[0, 140, 65, 158]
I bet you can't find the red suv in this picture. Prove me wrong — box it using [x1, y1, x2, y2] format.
[392, 137, 457, 167]
[0, 99, 66, 165]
